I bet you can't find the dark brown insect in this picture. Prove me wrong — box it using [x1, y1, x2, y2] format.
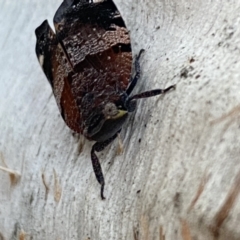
[35, 0, 175, 199]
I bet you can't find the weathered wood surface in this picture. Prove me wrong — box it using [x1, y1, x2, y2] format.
[1, 0, 240, 239]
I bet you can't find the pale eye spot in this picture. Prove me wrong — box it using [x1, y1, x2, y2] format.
[107, 56, 111, 60]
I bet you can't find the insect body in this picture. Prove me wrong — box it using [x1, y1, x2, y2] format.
[35, 0, 174, 199]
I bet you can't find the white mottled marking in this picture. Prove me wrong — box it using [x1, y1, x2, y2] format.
[89, 0, 105, 3]
[39, 55, 44, 67]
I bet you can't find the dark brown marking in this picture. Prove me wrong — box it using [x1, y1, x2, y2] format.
[180, 219, 192, 240]
[159, 225, 165, 240]
[210, 105, 240, 125]
[41, 172, 50, 201]
[188, 173, 210, 213]
[210, 171, 240, 238]
[53, 169, 62, 202]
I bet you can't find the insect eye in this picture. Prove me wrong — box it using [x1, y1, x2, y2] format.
[103, 103, 118, 117]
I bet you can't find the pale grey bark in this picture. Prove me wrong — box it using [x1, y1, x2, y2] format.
[1, 0, 240, 239]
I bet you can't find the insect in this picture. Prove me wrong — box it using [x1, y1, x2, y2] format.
[35, 0, 175, 199]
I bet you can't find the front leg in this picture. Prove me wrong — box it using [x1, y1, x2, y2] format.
[126, 49, 145, 95]
[91, 133, 119, 200]
[128, 85, 176, 101]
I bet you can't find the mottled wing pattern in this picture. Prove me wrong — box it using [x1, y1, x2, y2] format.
[53, 0, 132, 123]
[36, 0, 132, 134]
[35, 20, 82, 133]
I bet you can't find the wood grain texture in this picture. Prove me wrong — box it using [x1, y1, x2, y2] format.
[1, 0, 240, 239]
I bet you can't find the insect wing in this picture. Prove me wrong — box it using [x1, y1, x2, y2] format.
[35, 20, 82, 133]
[53, 0, 132, 107]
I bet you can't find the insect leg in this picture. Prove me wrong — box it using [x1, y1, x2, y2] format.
[91, 132, 119, 200]
[128, 85, 175, 101]
[126, 49, 145, 95]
